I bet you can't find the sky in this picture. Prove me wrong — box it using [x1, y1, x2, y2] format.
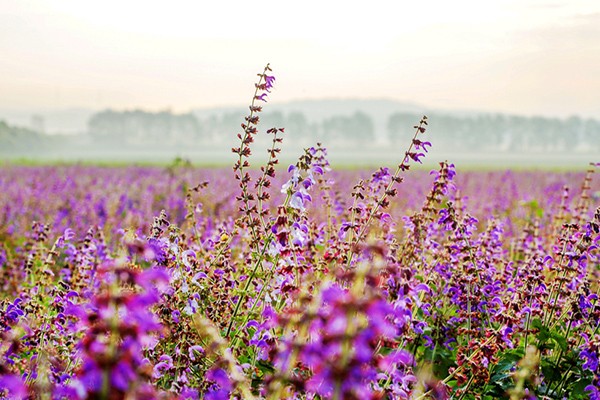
[0, 0, 599, 118]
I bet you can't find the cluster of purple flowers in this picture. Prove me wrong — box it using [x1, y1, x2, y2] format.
[270, 282, 415, 399]
[65, 264, 169, 398]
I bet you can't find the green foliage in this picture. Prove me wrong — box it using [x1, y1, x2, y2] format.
[486, 348, 524, 397]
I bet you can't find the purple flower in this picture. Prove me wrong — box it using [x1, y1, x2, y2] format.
[70, 267, 165, 397]
[63, 227, 75, 241]
[0, 374, 28, 400]
[205, 367, 233, 399]
[184, 298, 199, 315]
[135, 266, 171, 294]
[281, 165, 300, 194]
[52, 383, 84, 399]
[146, 237, 169, 264]
[372, 167, 391, 184]
[112, 361, 136, 391]
[291, 222, 309, 247]
[78, 359, 103, 393]
[206, 368, 232, 390]
[255, 93, 268, 102]
[56, 227, 76, 248]
[171, 309, 181, 323]
[179, 387, 200, 400]
[181, 249, 197, 269]
[581, 346, 599, 372]
[188, 345, 205, 361]
[153, 355, 174, 379]
[205, 388, 230, 400]
[413, 139, 432, 152]
[587, 384, 600, 400]
[180, 388, 200, 399]
[406, 151, 426, 164]
[289, 191, 306, 211]
[264, 74, 276, 91]
[311, 165, 324, 175]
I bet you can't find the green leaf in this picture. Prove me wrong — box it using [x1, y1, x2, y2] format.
[541, 362, 561, 384]
[524, 199, 544, 219]
[487, 350, 523, 396]
[257, 359, 275, 374]
[550, 330, 568, 352]
[570, 377, 593, 398]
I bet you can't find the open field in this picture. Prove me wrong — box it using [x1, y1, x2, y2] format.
[1, 147, 598, 171]
[2, 67, 600, 399]
[1, 154, 600, 399]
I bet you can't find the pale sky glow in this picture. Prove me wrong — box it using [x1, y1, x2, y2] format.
[1, 0, 599, 117]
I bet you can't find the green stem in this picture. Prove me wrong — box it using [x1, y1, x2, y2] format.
[523, 311, 532, 350]
[455, 374, 475, 400]
[551, 365, 573, 397]
[225, 232, 274, 338]
[230, 265, 277, 349]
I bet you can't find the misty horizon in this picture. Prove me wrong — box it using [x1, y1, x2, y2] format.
[2, 96, 600, 137]
[2, 96, 599, 169]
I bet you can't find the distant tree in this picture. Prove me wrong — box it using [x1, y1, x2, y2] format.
[87, 110, 204, 145]
[203, 114, 220, 141]
[321, 112, 374, 144]
[348, 111, 375, 142]
[88, 110, 126, 142]
[387, 111, 596, 153]
[261, 111, 285, 129]
[387, 112, 420, 144]
[583, 118, 600, 149]
[286, 112, 310, 143]
[220, 112, 244, 138]
[0, 120, 45, 151]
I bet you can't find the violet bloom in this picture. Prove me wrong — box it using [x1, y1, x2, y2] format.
[264, 75, 276, 91]
[4, 298, 25, 325]
[587, 385, 600, 400]
[153, 355, 174, 379]
[188, 345, 205, 361]
[275, 282, 413, 398]
[406, 151, 426, 164]
[146, 237, 170, 265]
[204, 367, 232, 400]
[55, 227, 75, 248]
[71, 266, 167, 398]
[281, 165, 300, 194]
[413, 139, 432, 153]
[372, 167, 391, 185]
[289, 191, 306, 211]
[291, 222, 309, 247]
[0, 374, 28, 400]
[181, 249, 197, 270]
[580, 335, 599, 373]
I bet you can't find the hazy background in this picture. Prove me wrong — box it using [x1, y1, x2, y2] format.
[1, 0, 599, 166]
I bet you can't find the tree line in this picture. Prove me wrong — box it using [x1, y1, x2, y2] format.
[85, 108, 600, 151]
[2, 109, 599, 154]
[85, 109, 377, 146]
[0, 120, 43, 150]
[387, 113, 600, 152]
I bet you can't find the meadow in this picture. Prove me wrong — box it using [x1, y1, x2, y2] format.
[1, 65, 599, 399]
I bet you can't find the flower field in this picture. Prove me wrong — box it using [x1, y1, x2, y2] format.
[1, 66, 600, 399]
